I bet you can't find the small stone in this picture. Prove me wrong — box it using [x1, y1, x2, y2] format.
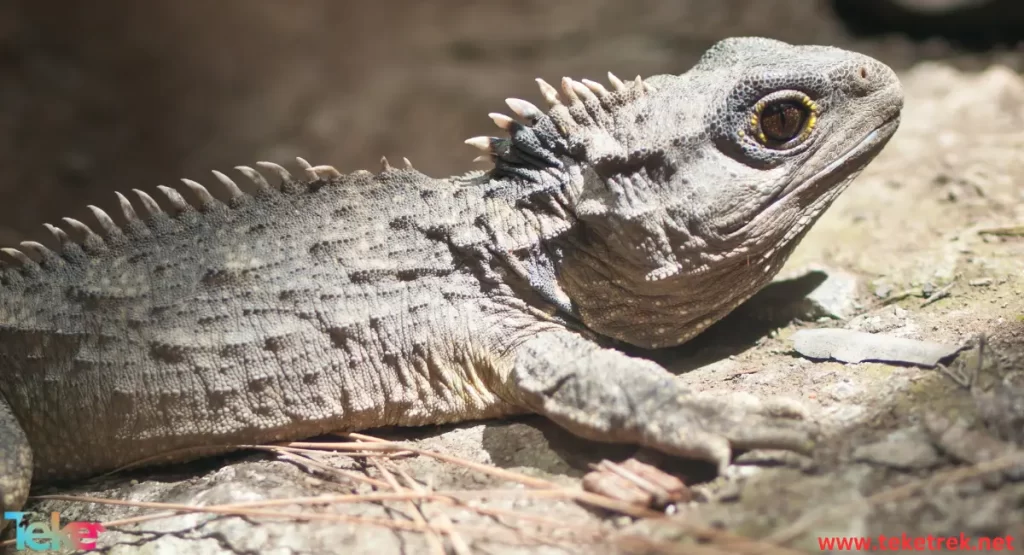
[804, 268, 860, 320]
[792, 328, 963, 367]
[613, 516, 633, 527]
[873, 283, 893, 299]
[853, 428, 943, 470]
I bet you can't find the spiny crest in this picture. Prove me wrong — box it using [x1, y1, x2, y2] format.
[0, 157, 350, 272]
[375, 155, 415, 173]
[0, 154, 427, 273]
[466, 72, 655, 163]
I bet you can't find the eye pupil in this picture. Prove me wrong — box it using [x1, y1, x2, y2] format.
[760, 101, 808, 144]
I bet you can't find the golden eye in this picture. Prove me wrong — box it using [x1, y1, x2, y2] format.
[761, 102, 806, 142]
[750, 94, 818, 149]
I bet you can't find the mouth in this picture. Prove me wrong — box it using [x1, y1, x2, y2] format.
[726, 114, 901, 242]
[780, 114, 901, 199]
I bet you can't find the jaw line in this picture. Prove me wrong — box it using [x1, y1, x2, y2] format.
[781, 115, 901, 199]
[634, 115, 901, 282]
[729, 114, 901, 241]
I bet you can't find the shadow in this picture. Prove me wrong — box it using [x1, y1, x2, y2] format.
[477, 417, 718, 504]
[347, 416, 638, 477]
[832, 0, 1024, 48]
[626, 270, 831, 373]
[31, 448, 261, 501]
[481, 416, 636, 474]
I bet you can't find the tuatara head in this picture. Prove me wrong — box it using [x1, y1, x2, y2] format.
[475, 38, 903, 348]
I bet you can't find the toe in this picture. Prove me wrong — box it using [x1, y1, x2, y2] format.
[727, 420, 816, 455]
[758, 396, 811, 419]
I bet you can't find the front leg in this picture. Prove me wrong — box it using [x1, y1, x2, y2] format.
[507, 328, 814, 472]
[0, 398, 32, 514]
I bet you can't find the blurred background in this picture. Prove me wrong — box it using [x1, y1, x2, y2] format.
[0, 0, 1021, 245]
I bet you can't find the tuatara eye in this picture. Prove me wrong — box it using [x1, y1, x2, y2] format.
[760, 101, 807, 144]
[748, 93, 819, 149]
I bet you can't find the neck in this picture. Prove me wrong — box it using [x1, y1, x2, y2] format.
[443, 153, 581, 318]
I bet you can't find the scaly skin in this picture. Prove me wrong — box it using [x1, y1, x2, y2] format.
[0, 38, 903, 514]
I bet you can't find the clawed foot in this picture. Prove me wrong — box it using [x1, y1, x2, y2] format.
[638, 391, 816, 473]
[511, 329, 818, 474]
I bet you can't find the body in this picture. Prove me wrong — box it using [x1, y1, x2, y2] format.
[1, 171, 545, 482]
[0, 38, 904, 513]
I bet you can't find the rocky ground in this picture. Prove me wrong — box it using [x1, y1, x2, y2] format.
[1, 1, 1023, 554]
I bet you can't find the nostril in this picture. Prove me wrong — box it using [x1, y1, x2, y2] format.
[859, 66, 869, 80]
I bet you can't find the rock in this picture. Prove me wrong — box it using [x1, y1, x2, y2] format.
[853, 428, 944, 469]
[792, 328, 964, 367]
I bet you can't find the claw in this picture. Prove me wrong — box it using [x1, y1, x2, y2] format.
[62, 217, 102, 244]
[488, 112, 515, 131]
[380, 156, 392, 171]
[20, 241, 54, 259]
[560, 77, 580, 103]
[310, 164, 341, 178]
[180, 179, 218, 208]
[115, 192, 141, 224]
[505, 98, 543, 123]
[43, 223, 70, 246]
[464, 136, 494, 153]
[535, 78, 561, 106]
[296, 157, 320, 180]
[156, 185, 191, 212]
[86, 206, 120, 236]
[571, 79, 599, 103]
[607, 72, 626, 92]
[582, 79, 610, 99]
[212, 170, 246, 199]
[256, 161, 293, 183]
[1, 248, 32, 266]
[402, 157, 413, 169]
[235, 166, 272, 192]
[133, 189, 163, 216]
